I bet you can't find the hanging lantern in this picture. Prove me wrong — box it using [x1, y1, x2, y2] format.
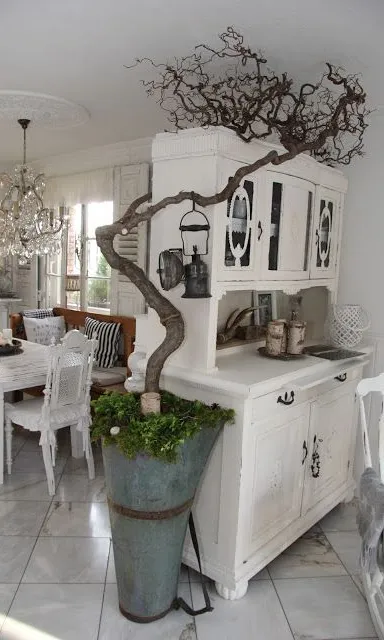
[157, 197, 211, 299]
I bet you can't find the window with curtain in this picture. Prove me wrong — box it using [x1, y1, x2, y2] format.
[43, 167, 114, 313]
[45, 201, 113, 313]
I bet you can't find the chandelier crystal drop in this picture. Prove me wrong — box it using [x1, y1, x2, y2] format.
[0, 119, 67, 263]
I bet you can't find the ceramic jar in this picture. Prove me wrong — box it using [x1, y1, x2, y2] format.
[287, 321, 306, 355]
[266, 320, 287, 356]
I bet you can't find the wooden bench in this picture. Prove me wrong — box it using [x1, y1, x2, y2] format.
[10, 307, 136, 398]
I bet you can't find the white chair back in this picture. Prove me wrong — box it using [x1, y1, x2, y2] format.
[45, 330, 97, 411]
[356, 373, 384, 479]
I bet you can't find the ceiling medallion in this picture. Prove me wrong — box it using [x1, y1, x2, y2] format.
[0, 90, 89, 129]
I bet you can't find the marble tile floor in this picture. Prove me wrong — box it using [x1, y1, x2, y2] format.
[0, 427, 378, 640]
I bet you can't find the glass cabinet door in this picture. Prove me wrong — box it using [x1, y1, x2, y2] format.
[310, 187, 340, 279]
[218, 177, 260, 281]
[262, 173, 314, 280]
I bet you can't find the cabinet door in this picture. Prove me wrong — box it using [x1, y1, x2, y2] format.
[244, 403, 310, 556]
[310, 187, 341, 279]
[217, 175, 260, 282]
[302, 382, 357, 515]
[261, 173, 314, 280]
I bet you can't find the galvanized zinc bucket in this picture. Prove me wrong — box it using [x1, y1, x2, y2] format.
[102, 423, 221, 623]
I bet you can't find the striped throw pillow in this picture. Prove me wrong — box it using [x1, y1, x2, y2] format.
[84, 317, 121, 369]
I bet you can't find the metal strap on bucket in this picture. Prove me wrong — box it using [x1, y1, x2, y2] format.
[173, 513, 214, 616]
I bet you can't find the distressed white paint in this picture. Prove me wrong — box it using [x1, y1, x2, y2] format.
[145, 127, 347, 374]
[110, 162, 149, 317]
[131, 127, 373, 599]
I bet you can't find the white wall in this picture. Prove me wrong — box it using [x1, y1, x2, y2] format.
[338, 115, 384, 328]
[338, 114, 384, 473]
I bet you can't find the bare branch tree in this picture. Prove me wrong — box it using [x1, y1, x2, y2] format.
[130, 27, 369, 166]
[97, 28, 370, 412]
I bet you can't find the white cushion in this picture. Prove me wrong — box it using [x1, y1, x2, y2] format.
[91, 366, 126, 387]
[5, 398, 86, 431]
[24, 316, 65, 346]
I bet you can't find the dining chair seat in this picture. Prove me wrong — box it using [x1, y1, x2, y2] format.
[5, 397, 89, 432]
[4, 330, 98, 496]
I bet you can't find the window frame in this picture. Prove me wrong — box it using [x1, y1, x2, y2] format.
[44, 201, 113, 314]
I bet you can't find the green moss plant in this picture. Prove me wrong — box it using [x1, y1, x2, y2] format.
[91, 391, 235, 463]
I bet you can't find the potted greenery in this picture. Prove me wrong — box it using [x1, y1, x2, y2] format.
[93, 28, 368, 623]
[92, 390, 234, 622]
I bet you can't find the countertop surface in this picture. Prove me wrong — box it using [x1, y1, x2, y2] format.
[161, 342, 373, 398]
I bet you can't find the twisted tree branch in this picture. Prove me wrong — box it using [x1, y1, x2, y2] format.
[95, 28, 370, 411]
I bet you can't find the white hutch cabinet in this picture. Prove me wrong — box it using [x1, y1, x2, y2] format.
[136, 127, 369, 600]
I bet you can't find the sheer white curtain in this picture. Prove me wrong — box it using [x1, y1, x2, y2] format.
[43, 168, 114, 311]
[44, 167, 113, 207]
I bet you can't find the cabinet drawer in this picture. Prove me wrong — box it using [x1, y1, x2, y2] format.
[251, 387, 307, 421]
[251, 365, 362, 422]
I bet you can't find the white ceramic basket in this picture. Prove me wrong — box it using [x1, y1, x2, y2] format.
[329, 304, 370, 349]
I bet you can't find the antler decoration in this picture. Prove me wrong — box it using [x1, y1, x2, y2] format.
[217, 307, 259, 345]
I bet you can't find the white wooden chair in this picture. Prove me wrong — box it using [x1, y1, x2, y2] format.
[4, 330, 98, 496]
[356, 373, 384, 640]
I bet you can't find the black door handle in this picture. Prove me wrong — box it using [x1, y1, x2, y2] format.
[257, 221, 263, 240]
[302, 440, 308, 465]
[277, 391, 295, 406]
[311, 434, 323, 478]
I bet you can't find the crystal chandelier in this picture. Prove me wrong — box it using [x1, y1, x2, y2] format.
[0, 119, 67, 263]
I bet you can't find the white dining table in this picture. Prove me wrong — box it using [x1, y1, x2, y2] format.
[0, 340, 83, 484]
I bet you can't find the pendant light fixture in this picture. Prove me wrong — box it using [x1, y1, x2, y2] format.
[0, 119, 67, 263]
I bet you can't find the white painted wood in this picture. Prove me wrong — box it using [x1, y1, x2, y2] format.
[215, 158, 263, 282]
[170, 361, 365, 597]
[301, 381, 357, 515]
[110, 163, 149, 316]
[310, 187, 341, 279]
[135, 127, 367, 601]
[246, 403, 310, 555]
[70, 424, 83, 459]
[4, 331, 97, 495]
[261, 173, 314, 280]
[0, 338, 95, 486]
[146, 128, 347, 375]
[215, 579, 249, 600]
[0, 299, 22, 330]
[14, 258, 38, 311]
[4, 418, 12, 475]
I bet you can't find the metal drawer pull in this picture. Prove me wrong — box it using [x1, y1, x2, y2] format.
[302, 440, 308, 465]
[257, 221, 263, 240]
[335, 373, 347, 382]
[277, 391, 295, 406]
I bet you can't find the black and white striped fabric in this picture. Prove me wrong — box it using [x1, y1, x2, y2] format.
[23, 308, 54, 319]
[84, 317, 121, 368]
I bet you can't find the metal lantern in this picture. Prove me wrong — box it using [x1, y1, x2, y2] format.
[157, 249, 184, 291]
[179, 204, 211, 299]
[157, 199, 211, 299]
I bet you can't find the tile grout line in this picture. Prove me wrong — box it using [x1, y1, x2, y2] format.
[321, 527, 366, 597]
[0, 490, 54, 632]
[186, 568, 198, 640]
[269, 576, 296, 640]
[0, 435, 70, 632]
[96, 538, 111, 640]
